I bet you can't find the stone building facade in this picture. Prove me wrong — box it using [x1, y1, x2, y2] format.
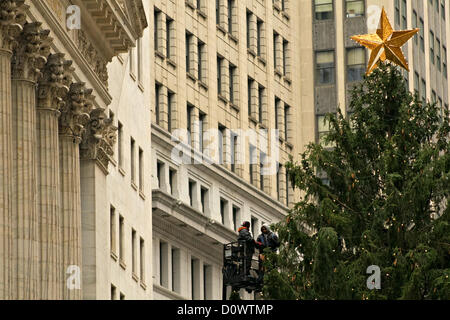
[150, 0, 298, 300]
[305, 0, 449, 146]
[0, 0, 149, 299]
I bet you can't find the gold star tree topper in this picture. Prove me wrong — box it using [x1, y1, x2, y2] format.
[351, 7, 419, 75]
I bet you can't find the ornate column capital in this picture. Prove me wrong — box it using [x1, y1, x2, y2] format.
[11, 22, 52, 82]
[0, 0, 28, 52]
[59, 82, 94, 143]
[80, 107, 117, 173]
[37, 53, 71, 113]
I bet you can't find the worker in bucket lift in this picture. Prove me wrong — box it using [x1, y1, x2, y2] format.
[237, 221, 256, 276]
[255, 224, 280, 277]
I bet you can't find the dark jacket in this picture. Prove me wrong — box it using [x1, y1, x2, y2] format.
[256, 232, 279, 251]
[238, 226, 255, 255]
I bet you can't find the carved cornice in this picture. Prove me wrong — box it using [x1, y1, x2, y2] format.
[59, 82, 93, 143]
[37, 53, 71, 113]
[11, 22, 52, 82]
[76, 29, 109, 88]
[0, 0, 27, 52]
[117, 0, 148, 38]
[80, 107, 117, 174]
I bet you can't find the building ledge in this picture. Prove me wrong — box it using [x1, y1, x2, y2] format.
[152, 189, 237, 245]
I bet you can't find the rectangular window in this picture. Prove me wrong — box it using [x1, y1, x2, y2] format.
[421, 78, 426, 101]
[199, 112, 206, 152]
[246, 11, 251, 50]
[285, 104, 290, 141]
[401, 0, 407, 29]
[317, 115, 333, 148]
[137, 38, 142, 83]
[217, 56, 224, 95]
[191, 258, 200, 300]
[248, 77, 253, 117]
[260, 152, 266, 191]
[111, 284, 117, 300]
[394, 0, 400, 25]
[140, 238, 145, 284]
[286, 169, 290, 206]
[257, 19, 263, 56]
[186, 32, 192, 73]
[138, 148, 144, 192]
[118, 122, 123, 168]
[119, 215, 124, 263]
[346, 0, 364, 17]
[130, 137, 136, 184]
[216, 0, 220, 25]
[218, 125, 226, 165]
[157, 161, 164, 189]
[200, 186, 208, 214]
[203, 264, 212, 300]
[419, 19, 424, 52]
[166, 17, 174, 60]
[249, 144, 256, 185]
[230, 132, 238, 173]
[430, 31, 435, 64]
[168, 91, 174, 133]
[171, 247, 181, 293]
[189, 179, 196, 207]
[187, 104, 193, 145]
[316, 51, 335, 84]
[198, 40, 205, 82]
[232, 206, 240, 232]
[443, 46, 447, 77]
[347, 47, 365, 82]
[414, 72, 419, 96]
[315, 0, 333, 20]
[132, 229, 137, 276]
[220, 198, 227, 225]
[169, 168, 177, 196]
[283, 39, 289, 76]
[273, 32, 279, 68]
[437, 38, 441, 71]
[227, 0, 234, 35]
[229, 64, 236, 104]
[251, 216, 258, 239]
[258, 85, 264, 124]
[154, 8, 161, 52]
[155, 83, 161, 125]
[412, 10, 418, 44]
[110, 205, 116, 256]
[159, 241, 168, 288]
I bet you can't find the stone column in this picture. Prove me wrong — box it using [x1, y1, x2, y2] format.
[36, 54, 72, 299]
[11, 22, 50, 300]
[80, 106, 117, 299]
[0, 0, 27, 300]
[59, 83, 92, 300]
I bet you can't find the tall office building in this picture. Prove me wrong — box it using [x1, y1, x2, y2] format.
[150, 0, 299, 299]
[304, 0, 449, 147]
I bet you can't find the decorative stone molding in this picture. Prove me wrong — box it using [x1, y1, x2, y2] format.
[59, 82, 93, 142]
[0, 0, 28, 52]
[80, 107, 117, 174]
[37, 53, 71, 112]
[76, 30, 109, 87]
[11, 22, 51, 82]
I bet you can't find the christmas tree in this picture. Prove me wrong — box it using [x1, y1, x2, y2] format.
[263, 62, 450, 300]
